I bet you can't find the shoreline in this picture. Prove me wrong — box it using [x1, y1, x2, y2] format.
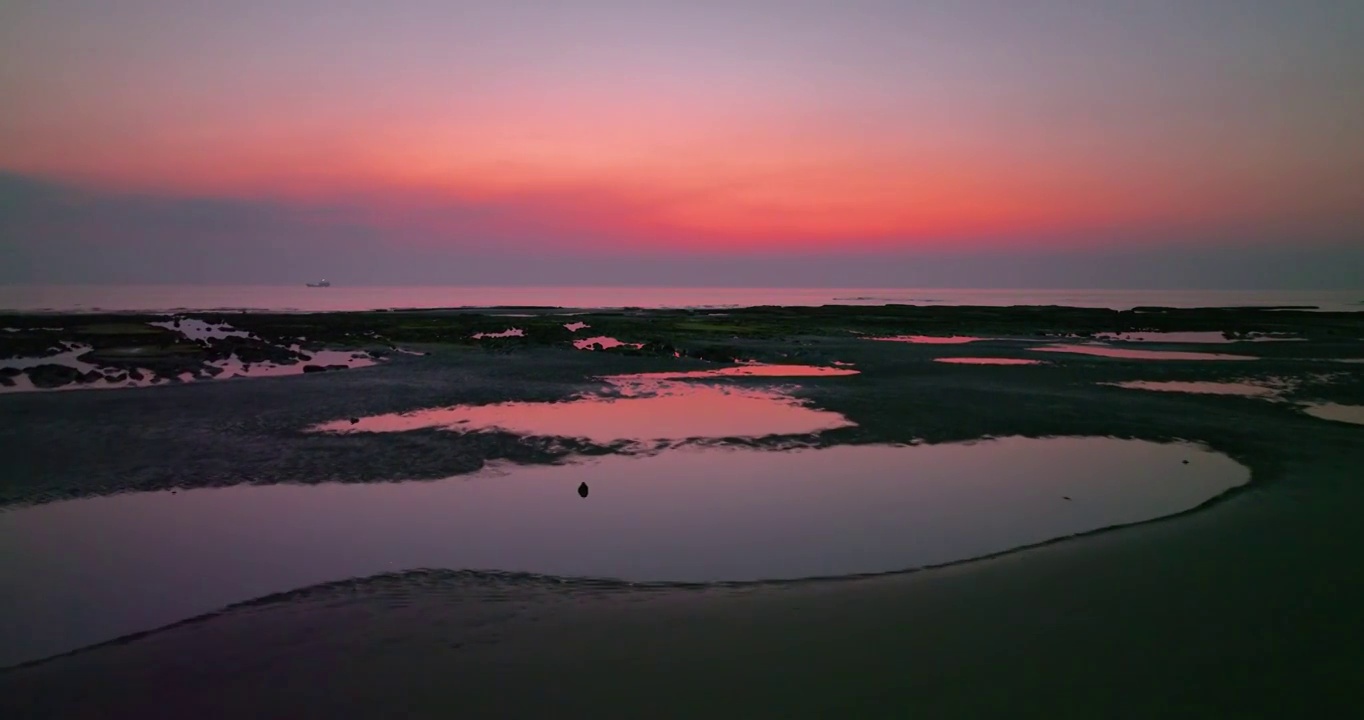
[3, 303, 1362, 715]
[3, 438, 1360, 716]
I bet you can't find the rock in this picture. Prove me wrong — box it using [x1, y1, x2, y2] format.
[325, 364, 349, 372]
[127, 369, 144, 381]
[79, 370, 103, 384]
[302, 365, 327, 373]
[25, 364, 82, 389]
[0, 367, 20, 378]
[577, 482, 589, 498]
[349, 417, 359, 424]
[0, 375, 14, 387]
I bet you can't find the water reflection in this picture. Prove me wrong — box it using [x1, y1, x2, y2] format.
[1032, 344, 1257, 361]
[212, 350, 377, 378]
[605, 364, 859, 382]
[1105, 380, 1284, 398]
[471, 328, 524, 339]
[1301, 403, 1364, 425]
[1, 346, 379, 393]
[0, 343, 99, 372]
[870, 335, 981, 344]
[0, 437, 1248, 667]
[573, 336, 643, 350]
[312, 383, 853, 442]
[149, 319, 253, 341]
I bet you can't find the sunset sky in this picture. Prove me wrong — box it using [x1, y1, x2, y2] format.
[2, 1, 1362, 287]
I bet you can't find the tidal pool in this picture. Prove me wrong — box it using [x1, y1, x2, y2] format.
[149, 319, 253, 341]
[0, 437, 1248, 667]
[313, 383, 852, 442]
[211, 349, 378, 378]
[1105, 380, 1284, 398]
[606, 364, 859, 382]
[471, 329, 524, 339]
[870, 335, 982, 344]
[935, 358, 1043, 366]
[1301, 403, 1364, 425]
[573, 336, 642, 350]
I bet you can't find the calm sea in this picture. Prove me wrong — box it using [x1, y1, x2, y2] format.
[0, 286, 1359, 313]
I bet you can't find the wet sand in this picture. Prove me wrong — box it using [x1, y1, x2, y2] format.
[2, 305, 1363, 717]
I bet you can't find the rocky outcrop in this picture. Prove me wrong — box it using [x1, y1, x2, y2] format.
[25, 364, 83, 389]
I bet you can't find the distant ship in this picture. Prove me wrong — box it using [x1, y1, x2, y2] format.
[306, 279, 331, 288]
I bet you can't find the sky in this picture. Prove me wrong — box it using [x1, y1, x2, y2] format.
[1, 0, 1362, 288]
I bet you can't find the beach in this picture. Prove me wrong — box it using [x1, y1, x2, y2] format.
[2, 303, 1362, 717]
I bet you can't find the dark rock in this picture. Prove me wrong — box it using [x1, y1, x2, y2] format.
[302, 364, 327, 373]
[325, 364, 349, 371]
[127, 369, 144, 381]
[349, 417, 359, 424]
[577, 482, 589, 498]
[25, 364, 82, 389]
[0, 375, 14, 387]
[79, 370, 103, 384]
[0, 367, 20, 378]
[1182, 460, 1190, 465]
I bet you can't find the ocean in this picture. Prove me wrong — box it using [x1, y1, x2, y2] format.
[1, 285, 1359, 313]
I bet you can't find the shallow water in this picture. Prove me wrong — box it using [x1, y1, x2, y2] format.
[470, 328, 524, 339]
[605, 364, 859, 382]
[1106, 380, 1284, 398]
[0, 344, 146, 393]
[1, 346, 377, 392]
[149, 319, 252, 341]
[313, 383, 852, 442]
[1032, 344, 1257, 361]
[573, 336, 642, 350]
[935, 357, 1043, 366]
[0, 344, 99, 372]
[0, 437, 1247, 667]
[1301, 403, 1364, 425]
[211, 350, 377, 378]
